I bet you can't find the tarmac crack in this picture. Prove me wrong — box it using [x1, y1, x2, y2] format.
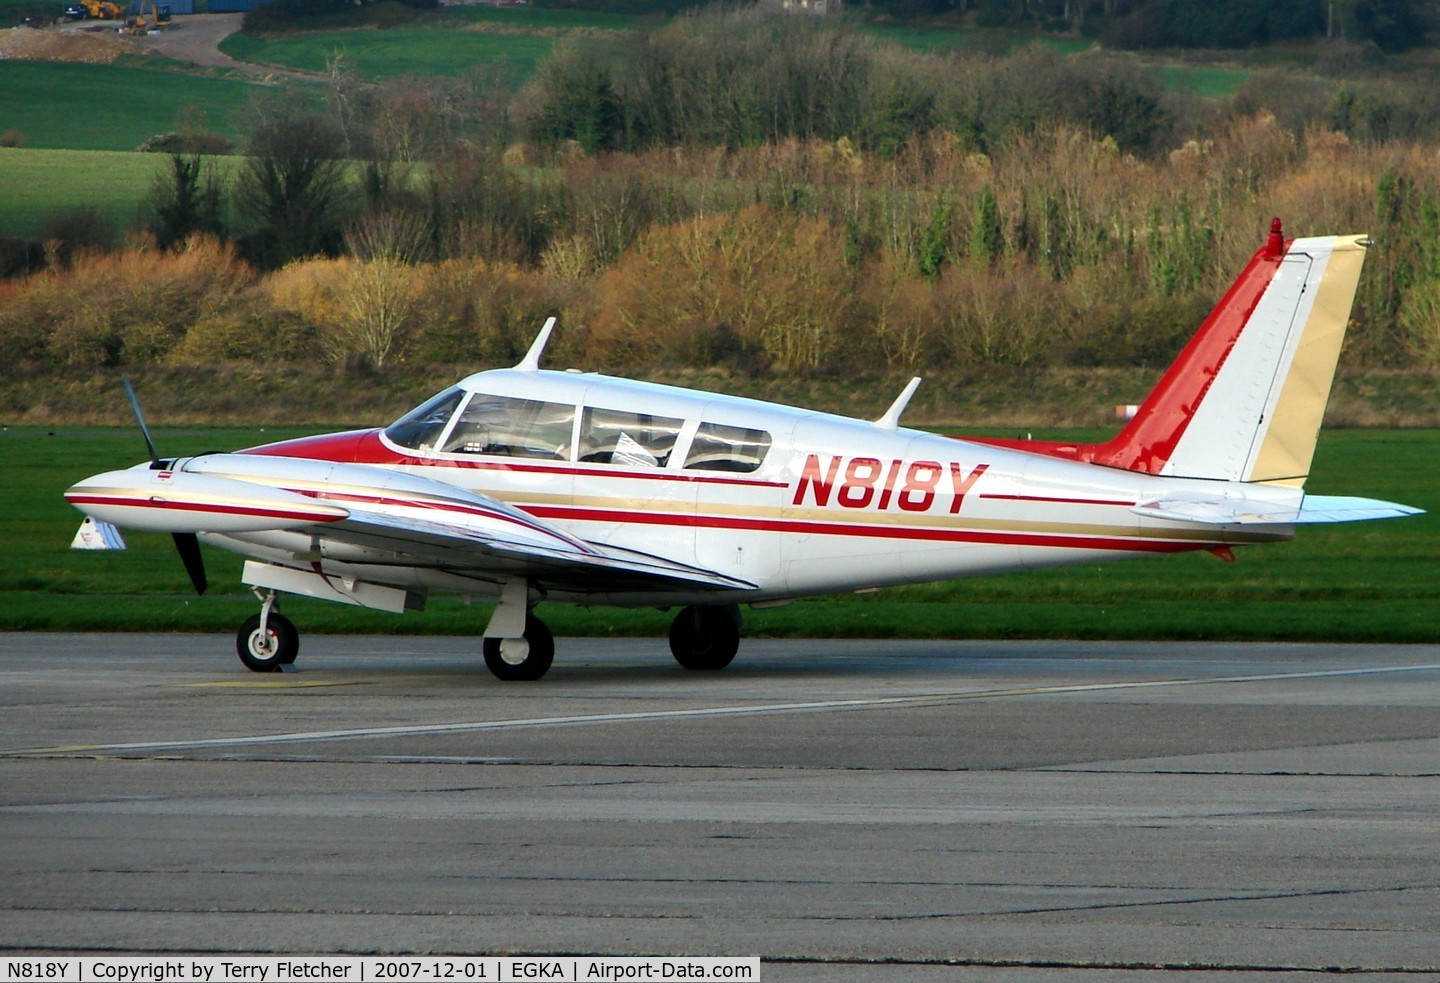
[846, 883, 1438, 922]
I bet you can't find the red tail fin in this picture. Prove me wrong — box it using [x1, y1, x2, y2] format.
[967, 219, 1369, 487]
[1087, 217, 1290, 475]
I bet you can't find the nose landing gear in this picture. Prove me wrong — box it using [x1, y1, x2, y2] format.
[236, 591, 298, 672]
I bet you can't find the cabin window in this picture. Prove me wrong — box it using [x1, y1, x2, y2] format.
[684, 423, 771, 473]
[383, 387, 466, 452]
[578, 407, 684, 467]
[443, 393, 576, 458]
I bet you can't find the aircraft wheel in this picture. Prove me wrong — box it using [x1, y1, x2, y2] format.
[669, 605, 740, 671]
[483, 613, 555, 681]
[236, 612, 298, 673]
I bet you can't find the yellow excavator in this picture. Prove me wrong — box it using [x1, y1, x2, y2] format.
[119, 0, 169, 33]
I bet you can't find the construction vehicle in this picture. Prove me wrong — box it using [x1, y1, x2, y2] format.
[63, 0, 123, 20]
[119, 0, 168, 33]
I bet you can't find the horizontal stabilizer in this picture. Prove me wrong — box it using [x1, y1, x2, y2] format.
[1134, 495, 1423, 526]
[1289, 495, 1424, 524]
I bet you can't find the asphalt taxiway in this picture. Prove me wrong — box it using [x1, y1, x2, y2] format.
[2, 633, 1439, 980]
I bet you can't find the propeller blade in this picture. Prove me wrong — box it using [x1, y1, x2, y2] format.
[172, 532, 208, 596]
[122, 376, 162, 468]
[121, 380, 204, 594]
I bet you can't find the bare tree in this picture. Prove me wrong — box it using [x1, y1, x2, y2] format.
[235, 115, 351, 270]
[328, 209, 431, 369]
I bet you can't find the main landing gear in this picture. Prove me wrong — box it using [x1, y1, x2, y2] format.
[236, 591, 298, 672]
[479, 603, 742, 681]
[231, 590, 743, 680]
[668, 604, 741, 671]
[483, 613, 555, 681]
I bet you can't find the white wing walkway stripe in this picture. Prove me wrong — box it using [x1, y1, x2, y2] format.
[7, 663, 1440, 758]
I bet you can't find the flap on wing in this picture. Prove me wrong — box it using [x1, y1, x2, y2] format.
[1134, 494, 1423, 525]
[316, 508, 757, 593]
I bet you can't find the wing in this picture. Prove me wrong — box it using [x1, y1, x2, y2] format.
[312, 506, 756, 594]
[66, 454, 755, 596]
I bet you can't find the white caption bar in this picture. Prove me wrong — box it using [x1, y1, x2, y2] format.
[2, 958, 760, 983]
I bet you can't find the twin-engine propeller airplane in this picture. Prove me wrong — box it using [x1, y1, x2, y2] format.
[66, 219, 1421, 680]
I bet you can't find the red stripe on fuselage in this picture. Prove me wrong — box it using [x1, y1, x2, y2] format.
[978, 493, 1133, 507]
[526, 505, 1208, 555]
[65, 494, 343, 523]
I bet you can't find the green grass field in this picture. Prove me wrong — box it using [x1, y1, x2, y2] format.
[0, 59, 268, 153]
[0, 146, 241, 238]
[3, 425, 1435, 642]
[220, 26, 556, 82]
[217, 2, 642, 85]
[439, 5, 639, 31]
[860, 22, 1093, 57]
[1154, 63, 1252, 99]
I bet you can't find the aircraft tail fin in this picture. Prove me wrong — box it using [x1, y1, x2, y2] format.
[1089, 219, 1370, 487]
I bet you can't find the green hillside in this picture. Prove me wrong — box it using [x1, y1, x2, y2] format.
[219, 26, 556, 82]
[0, 59, 264, 152]
[0, 146, 242, 239]
[218, 3, 640, 83]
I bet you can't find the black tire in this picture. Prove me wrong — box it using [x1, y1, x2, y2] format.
[669, 605, 740, 671]
[483, 613, 555, 681]
[236, 611, 299, 673]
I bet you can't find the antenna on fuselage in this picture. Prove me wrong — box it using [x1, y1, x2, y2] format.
[514, 317, 558, 372]
[873, 377, 922, 430]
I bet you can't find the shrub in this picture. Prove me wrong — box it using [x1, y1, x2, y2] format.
[7, 237, 252, 369]
[409, 258, 580, 367]
[594, 205, 855, 373]
[39, 206, 117, 268]
[136, 132, 234, 155]
[858, 251, 938, 371]
[935, 260, 1060, 370]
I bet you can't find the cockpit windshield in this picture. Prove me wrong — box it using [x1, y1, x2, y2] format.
[383, 387, 466, 452]
[385, 384, 771, 471]
[444, 394, 575, 458]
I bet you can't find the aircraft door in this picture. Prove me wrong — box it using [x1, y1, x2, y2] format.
[568, 398, 695, 562]
[687, 414, 788, 588]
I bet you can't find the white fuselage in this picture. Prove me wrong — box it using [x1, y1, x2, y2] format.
[211, 367, 1292, 608]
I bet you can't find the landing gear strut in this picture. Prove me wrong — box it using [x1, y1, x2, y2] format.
[236, 591, 298, 672]
[483, 613, 555, 681]
[669, 604, 740, 671]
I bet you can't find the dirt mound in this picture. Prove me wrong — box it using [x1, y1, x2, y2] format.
[0, 25, 139, 64]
